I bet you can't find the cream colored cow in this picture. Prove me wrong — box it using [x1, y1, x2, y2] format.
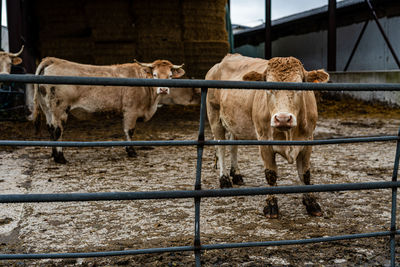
[206, 53, 329, 218]
[30, 57, 185, 163]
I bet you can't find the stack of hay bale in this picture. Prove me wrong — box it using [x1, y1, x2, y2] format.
[35, 0, 229, 78]
[131, 1, 185, 66]
[85, 0, 137, 65]
[182, 0, 229, 78]
[35, 0, 94, 63]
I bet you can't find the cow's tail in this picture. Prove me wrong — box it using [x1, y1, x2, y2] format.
[29, 58, 52, 133]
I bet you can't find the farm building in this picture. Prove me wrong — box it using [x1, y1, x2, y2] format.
[234, 0, 400, 105]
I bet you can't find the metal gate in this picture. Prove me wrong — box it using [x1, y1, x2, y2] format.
[0, 74, 399, 266]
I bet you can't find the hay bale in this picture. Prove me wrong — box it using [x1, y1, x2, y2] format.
[40, 37, 94, 64]
[34, 0, 229, 78]
[136, 39, 184, 63]
[36, 0, 89, 38]
[182, 0, 228, 41]
[85, 0, 136, 41]
[94, 42, 137, 65]
[184, 41, 229, 78]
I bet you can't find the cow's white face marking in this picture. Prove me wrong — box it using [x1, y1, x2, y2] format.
[153, 70, 171, 94]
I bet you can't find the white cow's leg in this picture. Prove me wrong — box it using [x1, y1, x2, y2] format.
[49, 103, 69, 164]
[123, 111, 138, 157]
[229, 134, 244, 185]
[296, 146, 322, 216]
[259, 145, 279, 218]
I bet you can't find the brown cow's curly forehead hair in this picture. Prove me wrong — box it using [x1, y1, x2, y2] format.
[267, 57, 303, 70]
[266, 57, 304, 81]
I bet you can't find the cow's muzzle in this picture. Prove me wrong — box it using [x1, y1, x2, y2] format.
[271, 112, 297, 131]
[157, 87, 170, 95]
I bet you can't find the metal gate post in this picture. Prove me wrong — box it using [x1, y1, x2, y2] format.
[390, 127, 400, 266]
[194, 87, 208, 267]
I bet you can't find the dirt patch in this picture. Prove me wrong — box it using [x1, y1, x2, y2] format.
[0, 97, 400, 266]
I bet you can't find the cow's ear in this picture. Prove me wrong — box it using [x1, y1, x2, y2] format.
[305, 69, 329, 83]
[12, 57, 22, 65]
[242, 71, 264, 81]
[172, 68, 185, 78]
[141, 67, 153, 78]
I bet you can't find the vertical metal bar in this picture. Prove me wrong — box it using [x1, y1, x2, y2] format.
[7, 0, 21, 54]
[0, 0, 2, 51]
[194, 87, 208, 267]
[344, 20, 369, 71]
[264, 0, 271, 59]
[390, 127, 400, 266]
[365, 0, 400, 69]
[328, 0, 337, 71]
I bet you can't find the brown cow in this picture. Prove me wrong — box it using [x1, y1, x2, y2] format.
[30, 57, 185, 164]
[159, 87, 200, 106]
[0, 46, 23, 74]
[206, 53, 329, 218]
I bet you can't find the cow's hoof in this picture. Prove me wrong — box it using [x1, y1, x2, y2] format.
[53, 154, 67, 164]
[303, 195, 323, 217]
[232, 174, 244, 185]
[263, 197, 279, 219]
[125, 147, 137, 157]
[219, 175, 232, 188]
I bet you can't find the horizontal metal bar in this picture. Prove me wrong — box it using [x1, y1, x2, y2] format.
[0, 135, 398, 147]
[0, 246, 195, 260]
[0, 74, 399, 91]
[1, 181, 399, 203]
[0, 89, 24, 94]
[203, 230, 396, 250]
[1, 230, 398, 260]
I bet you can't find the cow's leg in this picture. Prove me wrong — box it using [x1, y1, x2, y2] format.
[48, 104, 69, 164]
[207, 107, 230, 188]
[260, 145, 279, 218]
[229, 134, 244, 185]
[296, 146, 322, 217]
[123, 112, 138, 157]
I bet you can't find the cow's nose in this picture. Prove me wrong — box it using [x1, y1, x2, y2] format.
[271, 112, 297, 130]
[157, 87, 170, 95]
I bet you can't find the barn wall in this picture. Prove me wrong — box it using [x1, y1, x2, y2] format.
[234, 16, 400, 71]
[34, 0, 229, 79]
[233, 15, 400, 106]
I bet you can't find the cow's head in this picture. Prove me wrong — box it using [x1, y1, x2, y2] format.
[243, 56, 329, 131]
[135, 59, 185, 95]
[0, 46, 24, 74]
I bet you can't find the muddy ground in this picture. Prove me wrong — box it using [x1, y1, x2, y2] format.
[1, 95, 400, 266]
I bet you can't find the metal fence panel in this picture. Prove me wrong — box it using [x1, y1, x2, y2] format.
[0, 74, 399, 266]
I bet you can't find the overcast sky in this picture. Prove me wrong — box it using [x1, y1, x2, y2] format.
[231, 0, 344, 26]
[1, 1, 5, 26]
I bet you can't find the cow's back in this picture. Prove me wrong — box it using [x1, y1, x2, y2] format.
[206, 53, 268, 81]
[40, 57, 143, 78]
[36, 57, 149, 114]
[205, 53, 268, 109]
[206, 54, 266, 140]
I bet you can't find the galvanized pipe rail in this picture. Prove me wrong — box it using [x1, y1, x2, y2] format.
[0, 73, 400, 91]
[0, 74, 399, 266]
